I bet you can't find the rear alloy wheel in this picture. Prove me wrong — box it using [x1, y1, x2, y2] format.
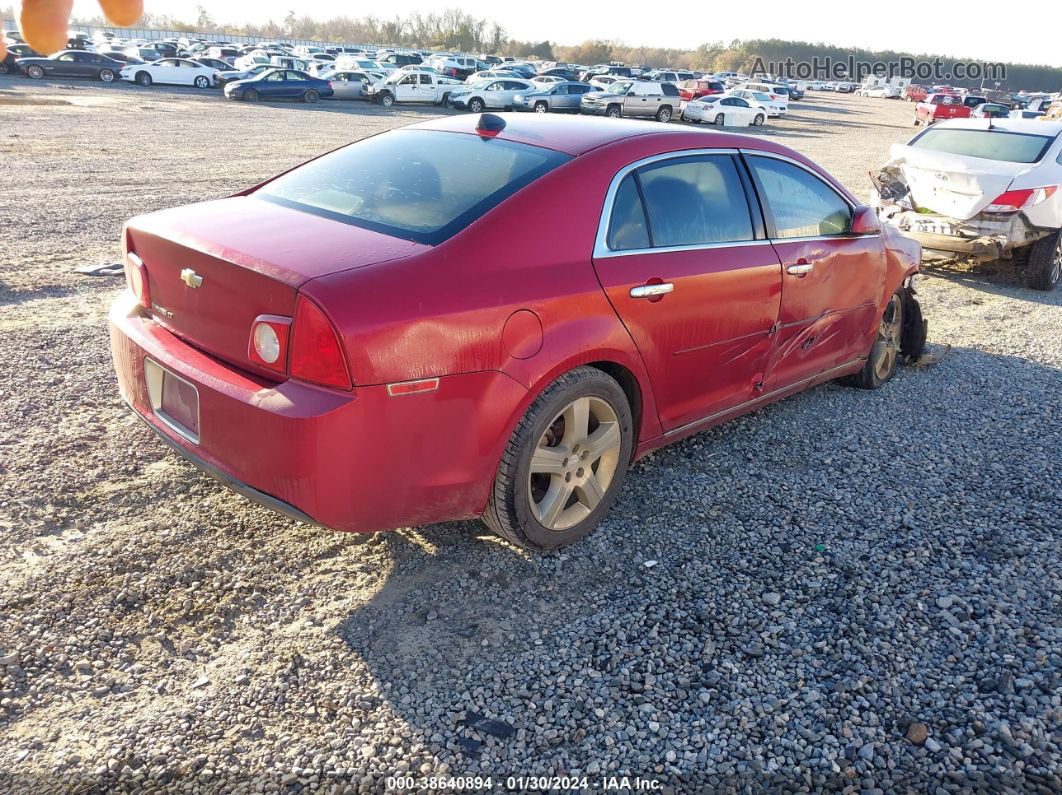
[752, 113, 765, 126]
[304, 89, 319, 103]
[99, 68, 115, 83]
[656, 106, 672, 123]
[484, 367, 633, 551]
[714, 113, 725, 126]
[26, 65, 44, 79]
[1024, 231, 1062, 290]
[135, 71, 152, 86]
[843, 290, 904, 389]
[468, 97, 485, 113]
[194, 75, 209, 88]
[535, 101, 549, 113]
[243, 88, 259, 102]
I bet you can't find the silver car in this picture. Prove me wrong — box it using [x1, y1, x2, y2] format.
[327, 70, 381, 100]
[513, 81, 597, 113]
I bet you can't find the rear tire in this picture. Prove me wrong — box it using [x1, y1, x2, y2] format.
[135, 71, 152, 86]
[26, 65, 44, 79]
[656, 105, 672, 123]
[99, 68, 115, 83]
[1023, 231, 1061, 291]
[483, 367, 633, 551]
[842, 290, 905, 389]
[303, 89, 319, 103]
[752, 113, 765, 126]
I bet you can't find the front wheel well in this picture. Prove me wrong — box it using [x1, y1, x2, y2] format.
[585, 361, 642, 452]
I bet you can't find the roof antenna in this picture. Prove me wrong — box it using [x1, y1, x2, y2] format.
[476, 113, 506, 136]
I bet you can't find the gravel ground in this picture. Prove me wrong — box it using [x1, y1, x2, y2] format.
[1, 77, 1059, 793]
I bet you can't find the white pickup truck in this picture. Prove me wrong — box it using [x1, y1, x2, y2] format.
[366, 71, 455, 107]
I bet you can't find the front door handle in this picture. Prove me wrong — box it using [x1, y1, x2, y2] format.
[786, 259, 814, 275]
[630, 283, 674, 298]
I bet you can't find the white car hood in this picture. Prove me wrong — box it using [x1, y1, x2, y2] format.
[885, 142, 1032, 219]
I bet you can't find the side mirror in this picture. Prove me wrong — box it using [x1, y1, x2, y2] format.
[851, 205, 881, 235]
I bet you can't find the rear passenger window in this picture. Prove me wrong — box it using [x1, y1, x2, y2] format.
[638, 156, 753, 246]
[607, 174, 650, 251]
[748, 156, 851, 238]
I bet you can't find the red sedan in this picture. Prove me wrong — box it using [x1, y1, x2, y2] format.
[677, 78, 725, 101]
[110, 113, 923, 550]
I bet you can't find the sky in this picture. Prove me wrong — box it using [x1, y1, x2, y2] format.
[65, 0, 1062, 68]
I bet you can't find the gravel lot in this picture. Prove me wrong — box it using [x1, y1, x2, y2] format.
[1, 77, 1059, 793]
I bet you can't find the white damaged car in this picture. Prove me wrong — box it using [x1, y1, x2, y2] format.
[871, 118, 1062, 290]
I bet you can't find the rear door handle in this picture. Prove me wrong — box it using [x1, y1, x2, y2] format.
[630, 283, 674, 298]
[786, 259, 814, 275]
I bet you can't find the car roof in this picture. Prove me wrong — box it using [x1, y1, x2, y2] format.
[404, 114, 844, 173]
[933, 118, 1062, 135]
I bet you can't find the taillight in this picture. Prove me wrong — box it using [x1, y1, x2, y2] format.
[248, 314, 291, 375]
[125, 251, 150, 309]
[984, 186, 1058, 214]
[289, 296, 352, 390]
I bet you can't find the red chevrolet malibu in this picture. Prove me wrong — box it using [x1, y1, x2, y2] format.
[111, 113, 924, 550]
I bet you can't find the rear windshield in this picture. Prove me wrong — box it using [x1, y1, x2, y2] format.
[910, 128, 1055, 164]
[255, 129, 571, 244]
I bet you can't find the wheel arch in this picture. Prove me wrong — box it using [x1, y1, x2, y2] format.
[503, 347, 661, 463]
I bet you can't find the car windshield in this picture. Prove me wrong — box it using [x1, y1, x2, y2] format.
[255, 130, 571, 245]
[610, 81, 633, 95]
[752, 92, 772, 101]
[910, 128, 1055, 164]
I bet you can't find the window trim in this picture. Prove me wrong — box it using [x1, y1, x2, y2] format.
[594, 148, 770, 259]
[739, 150, 860, 241]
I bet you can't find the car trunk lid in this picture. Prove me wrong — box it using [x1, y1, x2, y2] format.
[126, 196, 426, 372]
[890, 145, 1029, 219]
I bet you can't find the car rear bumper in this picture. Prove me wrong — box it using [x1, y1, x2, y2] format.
[110, 292, 528, 533]
[878, 209, 1051, 259]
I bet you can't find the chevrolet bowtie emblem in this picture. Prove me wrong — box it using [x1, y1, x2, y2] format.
[180, 268, 203, 288]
